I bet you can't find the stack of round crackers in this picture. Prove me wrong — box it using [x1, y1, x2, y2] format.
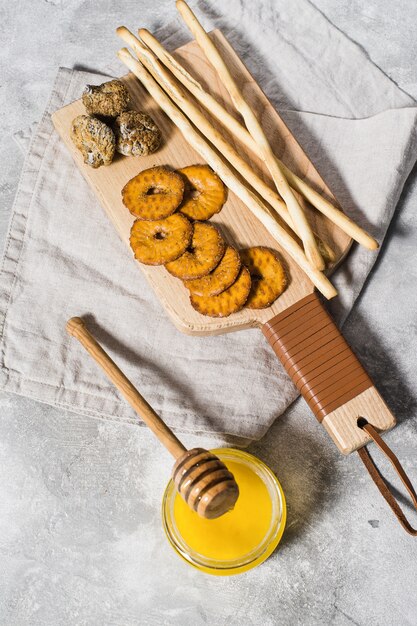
[123, 165, 288, 317]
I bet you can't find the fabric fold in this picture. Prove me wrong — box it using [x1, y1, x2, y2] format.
[1, 0, 417, 443]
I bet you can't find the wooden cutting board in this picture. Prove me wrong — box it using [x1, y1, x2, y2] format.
[52, 29, 350, 337]
[52, 30, 395, 455]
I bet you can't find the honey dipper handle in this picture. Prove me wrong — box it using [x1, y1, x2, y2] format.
[262, 293, 396, 455]
[66, 317, 186, 459]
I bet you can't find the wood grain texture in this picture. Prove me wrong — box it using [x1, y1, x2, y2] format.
[322, 387, 396, 454]
[52, 30, 351, 336]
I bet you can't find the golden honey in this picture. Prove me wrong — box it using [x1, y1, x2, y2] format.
[162, 448, 286, 575]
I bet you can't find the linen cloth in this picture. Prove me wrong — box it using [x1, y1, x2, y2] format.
[1, 0, 417, 444]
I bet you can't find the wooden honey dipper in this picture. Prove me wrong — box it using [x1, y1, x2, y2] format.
[66, 317, 239, 519]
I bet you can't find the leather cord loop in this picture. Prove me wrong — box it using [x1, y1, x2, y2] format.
[357, 420, 417, 536]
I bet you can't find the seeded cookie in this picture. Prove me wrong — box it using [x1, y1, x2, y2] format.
[82, 80, 130, 117]
[71, 115, 115, 168]
[114, 111, 161, 156]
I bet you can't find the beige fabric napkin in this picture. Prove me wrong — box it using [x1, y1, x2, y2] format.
[1, 0, 417, 444]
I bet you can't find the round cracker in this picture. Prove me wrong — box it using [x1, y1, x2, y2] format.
[130, 214, 192, 265]
[190, 266, 251, 317]
[122, 166, 184, 220]
[165, 222, 225, 280]
[178, 164, 227, 220]
[184, 246, 241, 297]
[240, 246, 287, 308]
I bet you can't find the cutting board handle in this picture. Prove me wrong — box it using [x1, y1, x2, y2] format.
[262, 293, 396, 455]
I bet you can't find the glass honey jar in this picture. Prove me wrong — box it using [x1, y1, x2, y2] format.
[162, 448, 286, 575]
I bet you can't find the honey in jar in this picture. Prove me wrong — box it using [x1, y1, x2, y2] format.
[162, 448, 286, 575]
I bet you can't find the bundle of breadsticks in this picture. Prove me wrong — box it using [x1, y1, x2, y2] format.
[116, 0, 378, 300]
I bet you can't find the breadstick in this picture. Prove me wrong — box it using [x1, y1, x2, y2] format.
[117, 48, 337, 299]
[138, 28, 254, 154]
[139, 28, 378, 251]
[176, 0, 324, 271]
[117, 26, 335, 262]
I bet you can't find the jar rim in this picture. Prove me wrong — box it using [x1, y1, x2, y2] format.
[162, 448, 286, 575]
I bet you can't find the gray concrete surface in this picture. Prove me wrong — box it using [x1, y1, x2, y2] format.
[1, 1, 417, 625]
